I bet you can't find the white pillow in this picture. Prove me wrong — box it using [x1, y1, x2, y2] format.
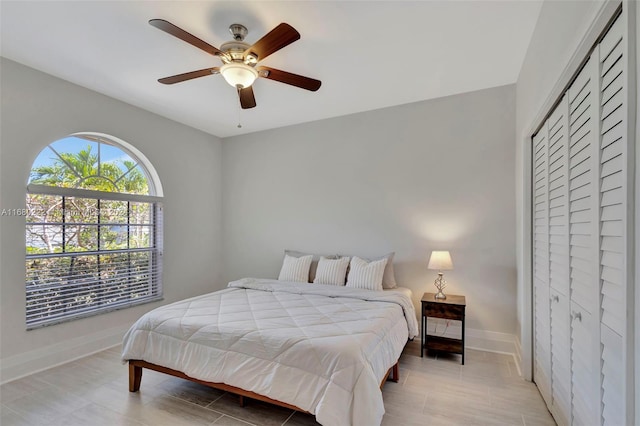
[314, 256, 350, 285]
[278, 254, 313, 282]
[285, 250, 339, 282]
[342, 252, 398, 289]
[346, 256, 388, 291]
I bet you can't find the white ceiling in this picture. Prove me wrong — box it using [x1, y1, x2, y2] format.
[1, 1, 542, 138]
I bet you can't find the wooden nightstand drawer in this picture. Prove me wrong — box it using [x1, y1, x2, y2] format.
[424, 303, 464, 320]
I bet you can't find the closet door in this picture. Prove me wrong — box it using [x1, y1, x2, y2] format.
[546, 100, 571, 426]
[532, 128, 551, 406]
[597, 16, 628, 426]
[567, 53, 601, 426]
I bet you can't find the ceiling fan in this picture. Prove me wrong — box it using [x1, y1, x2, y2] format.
[149, 19, 321, 109]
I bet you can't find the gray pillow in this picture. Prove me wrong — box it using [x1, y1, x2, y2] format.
[378, 252, 398, 289]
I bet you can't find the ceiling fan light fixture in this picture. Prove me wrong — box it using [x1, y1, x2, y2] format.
[220, 62, 258, 88]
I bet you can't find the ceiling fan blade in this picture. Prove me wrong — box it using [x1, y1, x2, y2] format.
[238, 86, 257, 109]
[149, 19, 223, 57]
[257, 66, 321, 91]
[158, 68, 220, 85]
[244, 23, 300, 61]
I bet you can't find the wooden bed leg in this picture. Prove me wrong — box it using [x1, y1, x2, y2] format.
[239, 395, 246, 407]
[391, 363, 399, 383]
[381, 363, 400, 388]
[129, 362, 142, 392]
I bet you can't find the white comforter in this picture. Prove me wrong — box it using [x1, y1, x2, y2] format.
[122, 278, 418, 426]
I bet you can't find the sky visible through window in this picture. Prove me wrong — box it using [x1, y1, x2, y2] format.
[31, 136, 135, 172]
[29, 136, 149, 195]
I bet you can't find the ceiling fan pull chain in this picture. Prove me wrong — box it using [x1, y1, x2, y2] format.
[237, 100, 242, 128]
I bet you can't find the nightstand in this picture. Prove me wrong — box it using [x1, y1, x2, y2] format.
[421, 292, 466, 364]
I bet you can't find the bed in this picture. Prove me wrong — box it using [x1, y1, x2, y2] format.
[122, 277, 419, 425]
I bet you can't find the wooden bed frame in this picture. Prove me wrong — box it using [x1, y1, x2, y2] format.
[129, 359, 400, 413]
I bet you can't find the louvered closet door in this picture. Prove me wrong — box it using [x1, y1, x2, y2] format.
[546, 99, 571, 426]
[598, 16, 627, 426]
[567, 53, 601, 426]
[532, 129, 551, 407]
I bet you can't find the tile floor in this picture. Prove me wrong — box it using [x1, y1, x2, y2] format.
[1, 340, 555, 425]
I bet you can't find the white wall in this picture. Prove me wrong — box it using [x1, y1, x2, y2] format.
[221, 85, 518, 350]
[0, 58, 224, 382]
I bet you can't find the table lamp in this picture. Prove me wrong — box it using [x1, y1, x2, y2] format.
[427, 251, 453, 299]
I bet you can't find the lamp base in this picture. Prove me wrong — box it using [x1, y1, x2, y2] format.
[433, 272, 447, 300]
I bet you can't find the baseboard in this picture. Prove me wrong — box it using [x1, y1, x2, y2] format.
[465, 328, 518, 356]
[0, 325, 128, 384]
[425, 320, 518, 359]
[513, 335, 523, 377]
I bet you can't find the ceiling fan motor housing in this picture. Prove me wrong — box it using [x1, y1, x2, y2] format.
[229, 23, 248, 41]
[220, 40, 252, 63]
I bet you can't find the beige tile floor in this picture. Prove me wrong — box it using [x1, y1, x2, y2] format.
[1, 340, 555, 425]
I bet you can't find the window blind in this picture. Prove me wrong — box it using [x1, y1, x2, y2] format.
[25, 196, 163, 329]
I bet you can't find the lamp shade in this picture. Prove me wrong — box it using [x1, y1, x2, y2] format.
[427, 251, 453, 271]
[220, 63, 258, 88]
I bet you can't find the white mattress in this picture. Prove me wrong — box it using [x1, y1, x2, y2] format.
[385, 286, 413, 299]
[122, 278, 418, 426]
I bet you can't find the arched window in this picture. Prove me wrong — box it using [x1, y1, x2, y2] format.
[25, 133, 163, 328]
